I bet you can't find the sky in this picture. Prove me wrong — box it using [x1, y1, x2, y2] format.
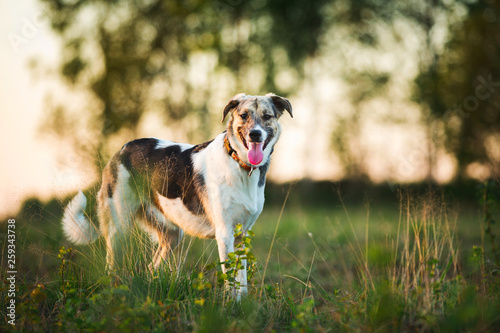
[0, 0, 95, 218]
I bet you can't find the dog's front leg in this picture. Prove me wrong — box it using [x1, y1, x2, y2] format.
[216, 228, 247, 299]
[236, 256, 248, 296]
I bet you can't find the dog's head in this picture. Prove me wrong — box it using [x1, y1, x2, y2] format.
[221, 93, 293, 167]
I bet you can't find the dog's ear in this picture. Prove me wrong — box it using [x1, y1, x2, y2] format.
[221, 93, 246, 122]
[266, 93, 293, 118]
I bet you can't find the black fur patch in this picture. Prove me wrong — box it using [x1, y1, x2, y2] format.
[258, 161, 269, 187]
[107, 183, 114, 198]
[193, 139, 213, 152]
[103, 154, 121, 198]
[264, 127, 275, 144]
[270, 103, 279, 118]
[118, 138, 208, 215]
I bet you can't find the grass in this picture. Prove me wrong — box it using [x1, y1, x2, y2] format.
[1, 183, 500, 332]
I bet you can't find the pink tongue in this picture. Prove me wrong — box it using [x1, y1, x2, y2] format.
[248, 142, 264, 165]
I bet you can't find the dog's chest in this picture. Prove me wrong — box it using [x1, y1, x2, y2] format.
[226, 182, 262, 211]
[206, 165, 266, 230]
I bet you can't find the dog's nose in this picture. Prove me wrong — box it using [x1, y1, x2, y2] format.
[249, 130, 262, 142]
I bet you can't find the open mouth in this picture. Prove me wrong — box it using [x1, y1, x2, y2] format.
[238, 131, 270, 150]
[238, 130, 270, 165]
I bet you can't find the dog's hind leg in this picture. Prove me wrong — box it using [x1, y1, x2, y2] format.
[99, 164, 140, 271]
[140, 205, 184, 270]
[97, 187, 116, 271]
[151, 227, 183, 269]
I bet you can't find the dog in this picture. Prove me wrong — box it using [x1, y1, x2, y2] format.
[62, 93, 292, 297]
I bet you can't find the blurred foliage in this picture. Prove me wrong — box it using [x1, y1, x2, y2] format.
[329, 0, 500, 181]
[39, 0, 329, 168]
[414, 0, 500, 178]
[39, 0, 500, 180]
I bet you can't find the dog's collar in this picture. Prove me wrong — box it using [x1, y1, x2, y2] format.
[223, 135, 258, 176]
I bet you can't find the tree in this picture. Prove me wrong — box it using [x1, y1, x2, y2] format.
[39, 0, 329, 170]
[415, 0, 500, 179]
[327, 0, 499, 181]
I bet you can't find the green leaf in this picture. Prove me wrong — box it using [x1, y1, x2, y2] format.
[112, 285, 129, 295]
[98, 276, 111, 286]
[205, 262, 216, 271]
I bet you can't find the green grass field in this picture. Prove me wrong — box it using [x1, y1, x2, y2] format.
[1, 183, 500, 332]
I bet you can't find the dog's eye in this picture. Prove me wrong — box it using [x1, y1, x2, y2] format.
[263, 114, 272, 121]
[240, 113, 248, 120]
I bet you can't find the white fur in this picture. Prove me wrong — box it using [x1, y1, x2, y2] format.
[155, 139, 193, 151]
[62, 190, 99, 244]
[108, 165, 139, 236]
[156, 196, 214, 238]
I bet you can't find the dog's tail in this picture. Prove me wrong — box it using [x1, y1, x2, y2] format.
[62, 190, 100, 245]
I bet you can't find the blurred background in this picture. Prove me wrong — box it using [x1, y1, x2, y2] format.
[1, 0, 499, 218]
